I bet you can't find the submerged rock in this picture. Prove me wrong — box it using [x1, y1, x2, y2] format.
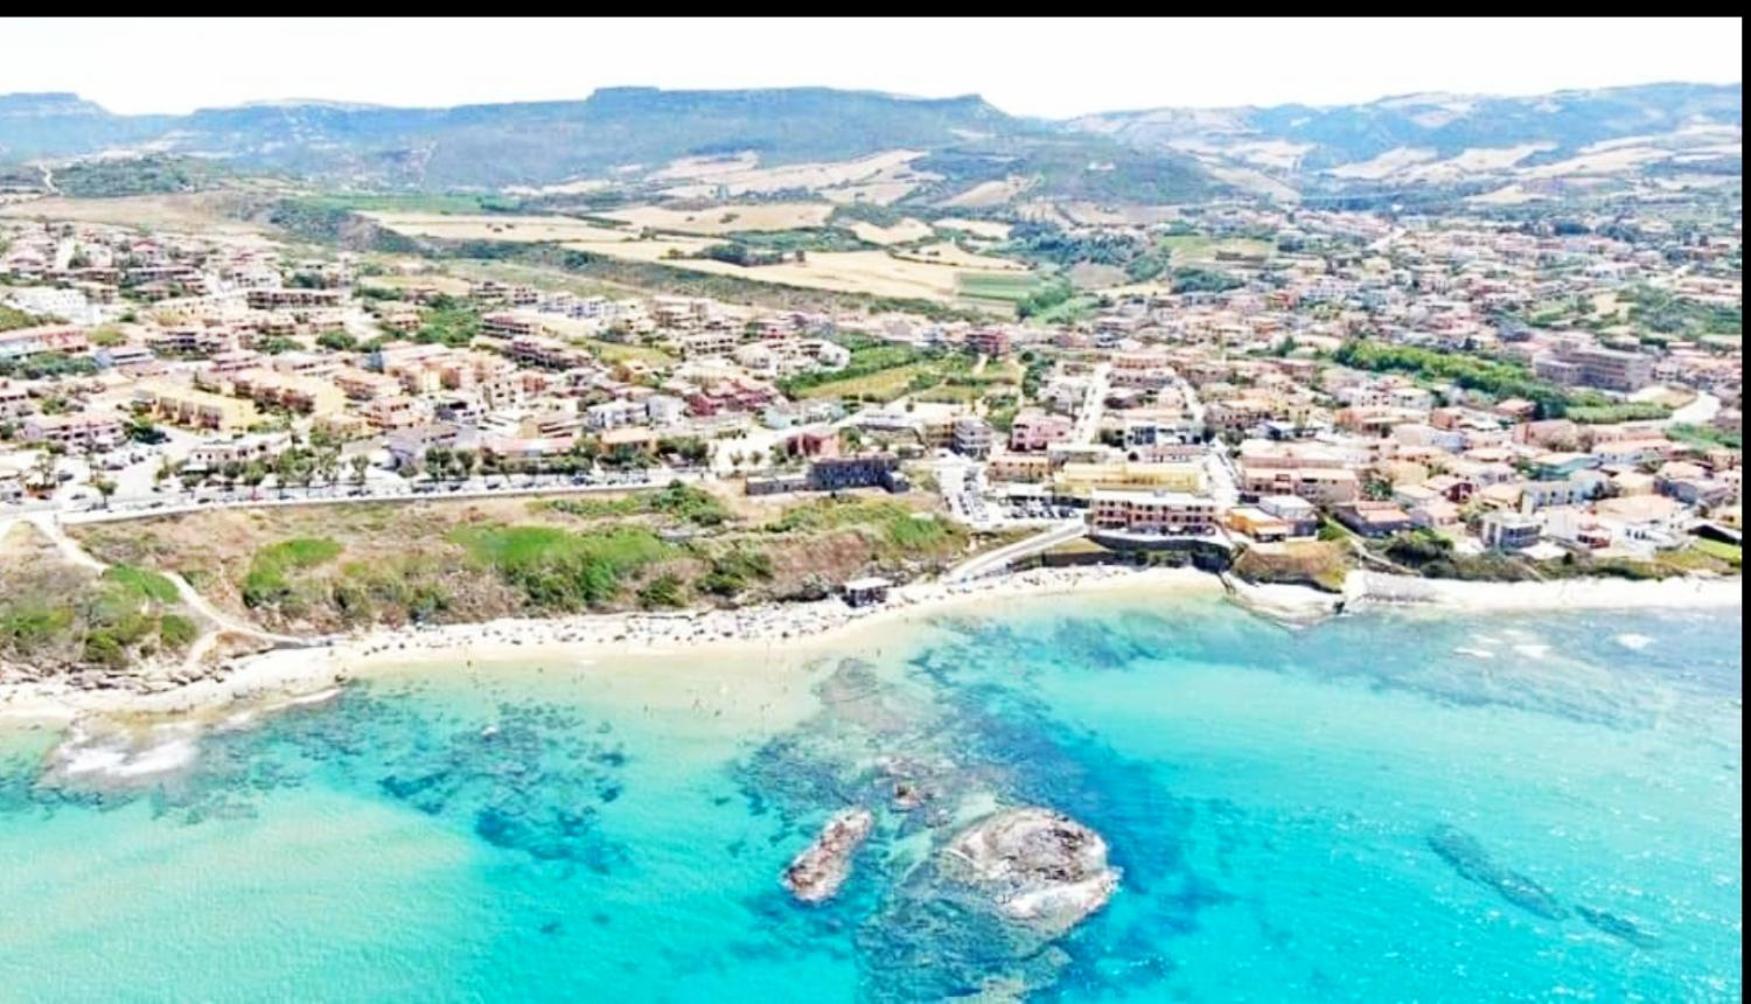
[1426, 824, 1568, 921]
[1576, 905, 1663, 949]
[782, 807, 875, 904]
[940, 807, 1120, 939]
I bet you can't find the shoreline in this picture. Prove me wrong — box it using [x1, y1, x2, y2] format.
[0, 564, 1739, 727]
[1342, 569, 1744, 613]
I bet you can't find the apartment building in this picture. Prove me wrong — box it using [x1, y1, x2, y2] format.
[21, 413, 123, 450]
[1009, 410, 1075, 452]
[1089, 490, 1219, 535]
[952, 416, 994, 458]
[133, 380, 259, 432]
[229, 368, 346, 417]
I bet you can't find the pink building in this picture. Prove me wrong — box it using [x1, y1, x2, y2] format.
[1009, 410, 1074, 452]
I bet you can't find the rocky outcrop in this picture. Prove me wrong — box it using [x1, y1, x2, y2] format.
[782, 807, 875, 904]
[940, 807, 1119, 938]
[1427, 824, 1567, 920]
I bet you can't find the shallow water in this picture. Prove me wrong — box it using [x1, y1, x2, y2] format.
[0, 595, 1740, 1001]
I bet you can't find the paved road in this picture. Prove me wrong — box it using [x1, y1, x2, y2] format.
[945, 518, 1086, 582]
[46, 470, 694, 526]
[1073, 364, 1111, 446]
[1665, 391, 1722, 427]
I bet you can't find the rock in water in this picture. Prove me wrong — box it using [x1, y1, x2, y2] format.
[1576, 905, 1663, 949]
[940, 807, 1120, 939]
[782, 807, 875, 904]
[1426, 824, 1568, 921]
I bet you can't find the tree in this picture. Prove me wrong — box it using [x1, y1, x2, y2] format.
[30, 450, 58, 491]
[349, 455, 370, 487]
[316, 330, 358, 352]
[315, 449, 340, 492]
[90, 475, 117, 509]
[451, 448, 477, 483]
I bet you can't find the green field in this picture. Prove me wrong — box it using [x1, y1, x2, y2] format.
[1157, 235, 1274, 264]
[578, 338, 676, 367]
[793, 362, 936, 402]
[957, 272, 1048, 304]
[299, 193, 523, 215]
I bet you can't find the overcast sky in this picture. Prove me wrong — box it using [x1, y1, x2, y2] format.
[3, 17, 1741, 118]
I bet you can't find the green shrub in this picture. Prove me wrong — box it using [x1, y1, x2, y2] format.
[158, 613, 198, 649]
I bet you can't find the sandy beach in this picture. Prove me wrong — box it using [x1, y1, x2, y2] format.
[1344, 570, 1744, 612]
[0, 565, 1222, 724]
[0, 564, 1738, 726]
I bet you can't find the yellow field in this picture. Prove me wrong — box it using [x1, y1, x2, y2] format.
[849, 218, 934, 245]
[819, 182, 922, 206]
[362, 212, 639, 244]
[368, 207, 1029, 306]
[358, 273, 473, 296]
[653, 150, 932, 201]
[937, 176, 1035, 209]
[893, 241, 1029, 271]
[602, 202, 834, 235]
[558, 237, 715, 262]
[654, 249, 1027, 302]
[0, 193, 270, 237]
[934, 218, 1012, 240]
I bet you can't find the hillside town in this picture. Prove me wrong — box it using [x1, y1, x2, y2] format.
[1, 199, 1742, 589]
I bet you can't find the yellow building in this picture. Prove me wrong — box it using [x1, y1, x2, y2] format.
[1053, 461, 1205, 500]
[229, 368, 346, 417]
[133, 379, 258, 432]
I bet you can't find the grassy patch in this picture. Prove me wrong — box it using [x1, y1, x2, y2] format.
[765, 498, 962, 561]
[957, 272, 1046, 304]
[243, 537, 343, 608]
[1232, 541, 1351, 592]
[541, 482, 730, 528]
[103, 564, 181, 605]
[451, 525, 673, 611]
[1667, 423, 1742, 451]
[578, 338, 676, 367]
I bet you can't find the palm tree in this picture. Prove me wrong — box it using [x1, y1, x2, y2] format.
[349, 455, 370, 488]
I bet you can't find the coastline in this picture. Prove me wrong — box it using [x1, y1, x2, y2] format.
[0, 565, 1222, 725]
[0, 564, 1739, 727]
[1343, 569, 1744, 612]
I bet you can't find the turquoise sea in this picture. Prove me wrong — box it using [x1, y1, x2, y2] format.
[0, 594, 1740, 1002]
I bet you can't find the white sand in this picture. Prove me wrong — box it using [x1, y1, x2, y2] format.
[3, 565, 1738, 726]
[1345, 571, 1743, 612]
[0, 566, 1219, 723]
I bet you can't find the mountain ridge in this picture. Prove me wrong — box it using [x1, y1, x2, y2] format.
[0, 82, 1738, 202]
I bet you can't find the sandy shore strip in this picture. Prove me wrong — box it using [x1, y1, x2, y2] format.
[1345, 571, 1744, 611]
[0, 565, 1221, 724]
[1, 565, 1738, 726]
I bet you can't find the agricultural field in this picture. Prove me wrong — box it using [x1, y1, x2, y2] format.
[937, 175, 1036, 209]
[956, 271, 1049, 304]
[0, 192, 270, 236]
[363, 211, 639, 244]
[893, 241, 1029, 271]
[1154, 233, 1277, 266]
[819, 182, 924, 206]
[655, 249, 1031, 305]
[848, 217, 935, 245]
[652, 149, 935, 202]
[602, 202, 835, 235]
[934, 218, 1013, 240]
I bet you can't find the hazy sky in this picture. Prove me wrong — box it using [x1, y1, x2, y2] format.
[3, 17, 1741, 118]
